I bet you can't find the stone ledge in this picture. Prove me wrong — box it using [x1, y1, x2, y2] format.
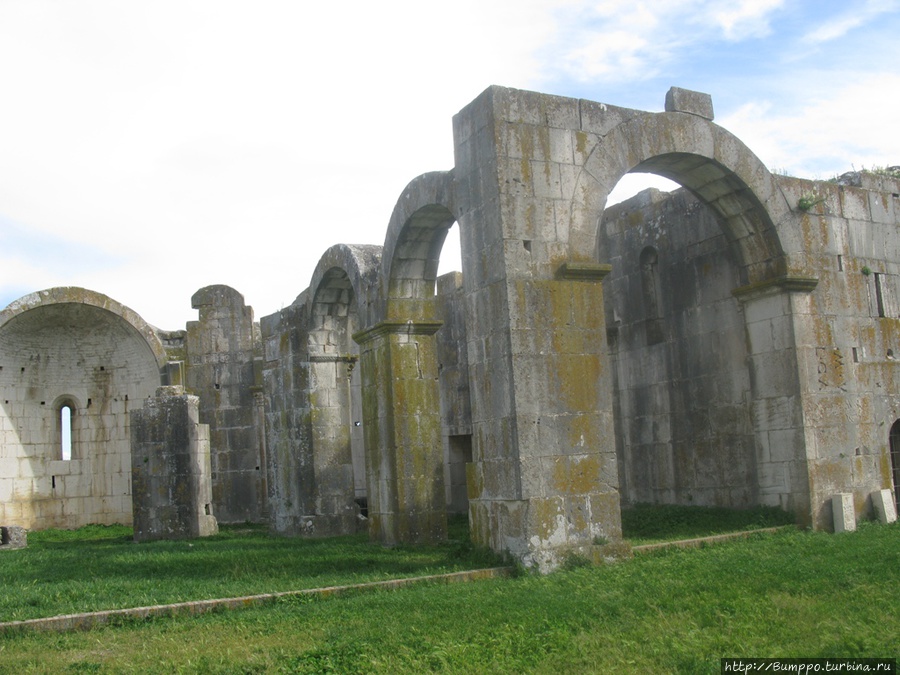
[732, 276, 819, 300]
[353, 319, 443, 344]
[0, 567, 514, 635]
[556, 262, 613, 282]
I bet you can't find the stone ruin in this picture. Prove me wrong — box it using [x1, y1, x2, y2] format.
[1, 86, 899, 570]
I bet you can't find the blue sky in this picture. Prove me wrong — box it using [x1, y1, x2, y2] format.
[1, 0, 898, 328]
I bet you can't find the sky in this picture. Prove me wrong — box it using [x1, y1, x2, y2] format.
[1, 0, 899, 329]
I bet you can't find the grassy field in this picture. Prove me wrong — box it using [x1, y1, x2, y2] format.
[621, 503, 795, 544]
[1, 509, 898, 673]
[0, 517, 501, 623]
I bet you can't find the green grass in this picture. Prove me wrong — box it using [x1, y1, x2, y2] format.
[621, 503, 796, 544]
[0, 517, 503, 623]
[1, 520, 898, 673]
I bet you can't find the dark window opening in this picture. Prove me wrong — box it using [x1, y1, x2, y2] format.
[889, 420, 900, 513]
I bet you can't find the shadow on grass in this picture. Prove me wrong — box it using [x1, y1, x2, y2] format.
[621, 503, 796, 544]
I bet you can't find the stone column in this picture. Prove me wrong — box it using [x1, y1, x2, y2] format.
[733, 279, 817, 524]
[354, 320, 447, 545]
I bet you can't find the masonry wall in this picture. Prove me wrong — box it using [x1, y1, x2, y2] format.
[130, 388, 218, 541]
[601, 188, 757, 508]
[435, 271, 473, 514]
[185, 285, 266, 524]
[0, 297, 162, 529]
[260, 299, 317, 533]
[777, 171, 900, 527]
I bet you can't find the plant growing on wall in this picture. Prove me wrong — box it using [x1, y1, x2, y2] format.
[797, 195, 825, 211]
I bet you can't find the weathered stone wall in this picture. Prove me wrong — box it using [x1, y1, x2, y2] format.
[4, 85, 900, 564]
[776, 171, 900, 528]
[130, 387, 218, 541]
[602, 188, 757, 508]
[260, 244, 380, 537]
[452, 88, 623, 570]
[0, 289, 165, 529]
[435, 271, 473, 514]
[185, 285, 265, 524]
[260, 299, 316, 533]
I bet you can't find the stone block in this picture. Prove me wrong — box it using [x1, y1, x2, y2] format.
[0, 525, 27, 550]
[664, 87, 714, 120]
[832, 493, 856, 532]
[871, 489, 897, 524]
[840, 187, 870, 221]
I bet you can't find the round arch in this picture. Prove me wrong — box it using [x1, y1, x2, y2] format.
[0, 286, 168, 370]
[0, 287, 165, 529]
[306, 244, 382, 328]
[574, 111, 792, 286]
[379, 171, 457, 321]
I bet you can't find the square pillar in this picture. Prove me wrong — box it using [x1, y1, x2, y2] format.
[354, 321, 447, 545]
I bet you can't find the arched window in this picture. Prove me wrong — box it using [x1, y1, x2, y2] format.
[60, 402, 74, 461]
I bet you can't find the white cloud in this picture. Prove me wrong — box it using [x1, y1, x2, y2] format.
[708, 0, 784, 40]
[802, 0, 900, 44]
[718, 72, 900, 178]
[564, 31, 654, 80]
[555, 0, 785, 84]
[0, 0, 897, 329]
[0, 0, 566, 328]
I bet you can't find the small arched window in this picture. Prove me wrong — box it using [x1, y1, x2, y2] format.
[60, 402, 74, 461]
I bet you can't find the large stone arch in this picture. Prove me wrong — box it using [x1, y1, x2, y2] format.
[353, 171, 458, 545]
[302, 244, 381, 535]
[378, 170, 458, 322]
[0, 287, 165, 529]
[574, 105, 815, 522]
[573, 110, 791, 286]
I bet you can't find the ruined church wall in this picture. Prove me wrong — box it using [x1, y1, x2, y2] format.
[435, 271, 473, 514]
[0, 292, 163, 529]
[775, 172, 900, 527]
[259, 299, 317, 533]
[184, 285, 266, 524]
[130, 388, 218, 541]
[601, 188, 757, 508]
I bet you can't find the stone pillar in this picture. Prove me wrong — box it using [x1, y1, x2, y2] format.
[186, 285, 264, 524]
[452, 87, 624, 570]
[467, 265, 623, 570]
[733, 280, 816, 523]
[307, 354, 363, 534]
[130, 386, 218, 541]
[354, 320, 447, 545]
